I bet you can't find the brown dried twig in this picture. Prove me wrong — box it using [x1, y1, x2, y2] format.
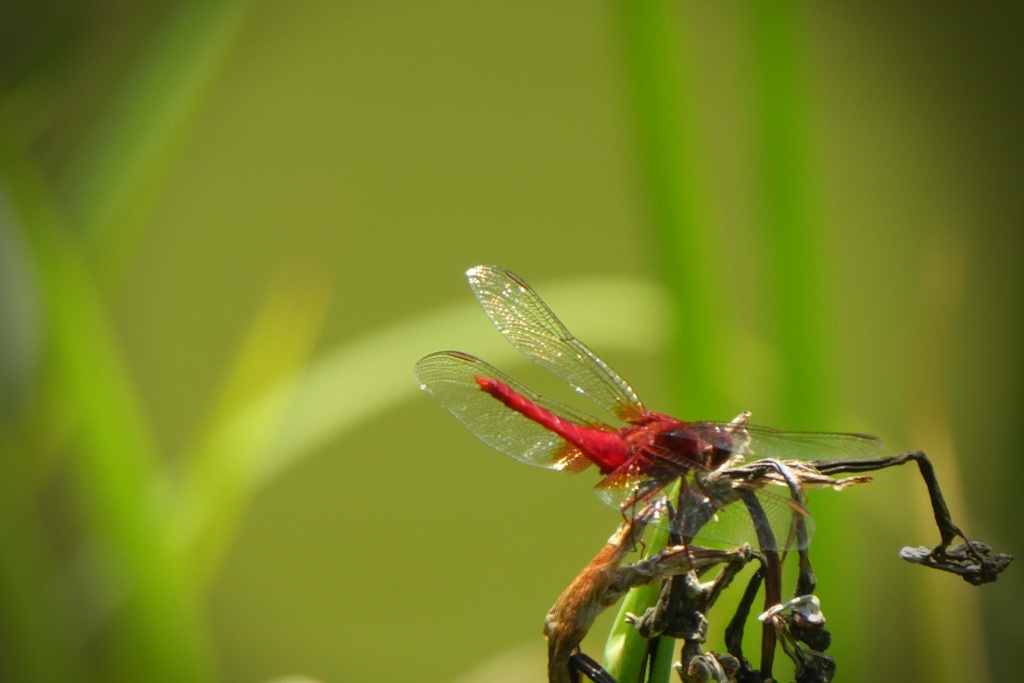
[546, 448, 1012, 682]
[544, 512, 749, 683]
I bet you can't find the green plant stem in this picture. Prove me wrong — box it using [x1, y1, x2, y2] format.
[609, 1, 721, 679]
[747, 3, 834, 426]
[0, 140, 218, 683]
[744, 5, 845, 677]
[601, 526, 670, 680]
[0, 432, 84, 683]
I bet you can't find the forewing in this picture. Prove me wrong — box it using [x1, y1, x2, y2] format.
[414, 351, 599, 472]
[466, 265, 646, 422]
[677, 422, 883, 462]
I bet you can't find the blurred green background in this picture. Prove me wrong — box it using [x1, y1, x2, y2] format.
[0, 1, 1020, 682]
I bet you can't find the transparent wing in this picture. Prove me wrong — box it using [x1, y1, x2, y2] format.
[592, 466, 815, 552]
[740, 425, 883, 461]
[466, 265, 646, 422]
[663, 422, 884, 462]
[675, 484, 815, 552]
[592, 457, 679, 515]
[414, 351, 605, 472]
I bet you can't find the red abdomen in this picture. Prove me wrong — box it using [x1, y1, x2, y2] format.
[474, 376, 633, 474]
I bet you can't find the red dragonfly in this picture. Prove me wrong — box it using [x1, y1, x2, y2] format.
[414, 266, 883, 551]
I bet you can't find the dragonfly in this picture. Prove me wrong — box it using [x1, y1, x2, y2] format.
[414, 266, 883, 551]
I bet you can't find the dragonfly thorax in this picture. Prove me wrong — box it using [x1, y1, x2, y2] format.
[655, 422, 741, 471]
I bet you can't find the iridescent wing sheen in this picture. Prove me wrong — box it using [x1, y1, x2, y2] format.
[466, 265, 647, 422]
[414, 350, 607, 472]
